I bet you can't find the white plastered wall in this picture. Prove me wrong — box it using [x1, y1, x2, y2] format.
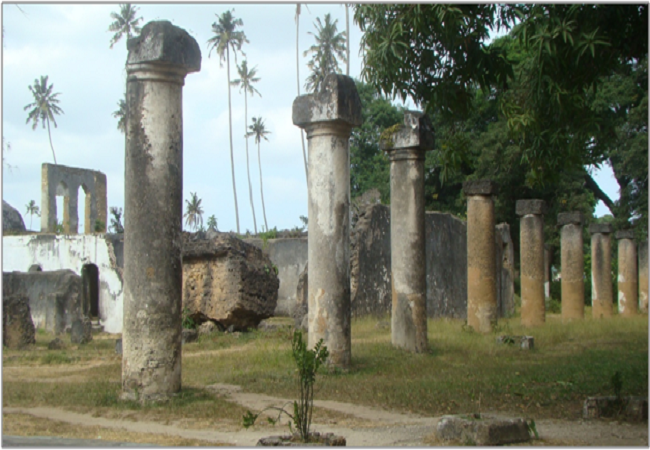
[3, 235, 124, 333]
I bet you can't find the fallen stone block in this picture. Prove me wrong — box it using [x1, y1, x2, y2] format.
[583, 396, 648, 422]
[496, 335, 534, 349]
[436, 413, 532, 446]
[182, 232, 279, 331]
[48, 338, 65, 350]
[182, 328, 198, 344]
[3, 294, 36, 349]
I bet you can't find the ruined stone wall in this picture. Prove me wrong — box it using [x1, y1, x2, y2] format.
[2, 234, 124, 333]
[41, 163, 107, 234]
[244, 237, 307, 316]
[3, 270, 83, 334]
[350, 204, 514, 319]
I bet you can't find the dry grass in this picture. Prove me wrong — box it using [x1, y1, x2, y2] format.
[3, 313, 647, 442]
[2, 413, 222, 446]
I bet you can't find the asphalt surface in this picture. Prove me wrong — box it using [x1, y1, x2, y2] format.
[2, 436, 157, 447]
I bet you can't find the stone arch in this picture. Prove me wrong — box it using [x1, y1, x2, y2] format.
[81, 183, 91, 234]
[81, 263, 100, 319]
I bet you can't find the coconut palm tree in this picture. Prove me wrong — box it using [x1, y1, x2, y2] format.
[108, 4, 142, 49]
[24, 75, 64, 165]
[207, 215, 218, 231]
[247, 117, 271, 232]
[295, 4, 309, 182]
[184, 192, 204, 231]
[231, 60, 261, 234]
[25, 200, 40, 231]
[303, 13, 347, 92]
[113, 95, 126, 133]
[207, 10, 248, 234]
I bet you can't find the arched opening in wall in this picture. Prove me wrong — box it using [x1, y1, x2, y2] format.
[81, 263, 100, 319]
[81, 184, 91, 234]
[28, 264, 43, 272]
[77, 185, 87, 234]
[55, 181, 68, 232]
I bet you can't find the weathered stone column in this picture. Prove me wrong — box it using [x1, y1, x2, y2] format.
[122, 21, 200, 402]
[516, 200, 546, 327]
[639, 241, 648, 314]
[558, 212, 584, 320]
[464, 180, 497, 333]
[589, 223, 613, 318]
[292, 73, 362, 368]
[616, 229, 638, 316]
[379, 111, 434, 353]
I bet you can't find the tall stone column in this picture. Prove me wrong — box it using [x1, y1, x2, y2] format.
[589, 223, 613, 318]
[516, 200, 546, 327]
[292, 73, 362, 369]
[639, 241, 648, 314]
[379, 111, 434, 353]
[616, 229, 638, 316]
[121, 21, 200, 402]
[558, 212, 584, 320]
[464, 180, 497, 333]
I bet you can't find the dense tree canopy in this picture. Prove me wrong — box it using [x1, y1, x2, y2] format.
[353, 4, 648, 241]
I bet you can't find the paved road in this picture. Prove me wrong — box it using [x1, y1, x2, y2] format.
[2, 435, 157, 447]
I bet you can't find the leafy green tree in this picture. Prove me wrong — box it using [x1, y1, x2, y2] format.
[247, 117, 271, 232]
[24, 75, 64, 165]
[304, 13, 347, 92]
[109, 207, 124, 233]
[108, 4, 142, 49]
[207, 215, 218, 231]
[184, 192, 204, 231]
[349, 81, 403, 203]
[113, 95, 126, 134]
[25, 200, 40, 231]
[207, 10, 248, 234]
[232, 60, 261, 234]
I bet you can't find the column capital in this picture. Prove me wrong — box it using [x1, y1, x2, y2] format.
[380, 110, 434, 157]
[615, 229, 635, 240]
[127, 21, 201, 77]
[589, 223, 614, 235]
[292, 73, 362, 131]
[557, 211, 583, 227]
[463, 179, 497, 196]
[516, 199, 547, 216]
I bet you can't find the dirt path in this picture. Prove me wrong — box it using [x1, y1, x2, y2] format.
[4, 385, 648, 446]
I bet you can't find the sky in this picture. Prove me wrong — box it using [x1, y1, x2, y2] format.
[2, 3, 619, 234]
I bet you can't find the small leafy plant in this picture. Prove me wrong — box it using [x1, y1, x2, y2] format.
[182, 307, 196, 330]
[243, 330, 329, 443]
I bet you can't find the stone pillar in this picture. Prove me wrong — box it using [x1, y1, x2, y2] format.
[558, 212, 584, 320]
[516, 200, 546, 327]
[379, 111, 434, 353]
[463, 180, 498, 333]
[589, 223, 613, 318]
[616, 229, 638, 316]
[121, 21, 200, 402]
[292, 73, 362, 369]
[639, 241, 648, 314]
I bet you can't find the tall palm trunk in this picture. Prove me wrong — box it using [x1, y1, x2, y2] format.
[345, 4, 350, 76]
[226, 47, 241, 233]
[46, 118, 58, 165]
[257, 140, 268, 231]
[296, 4, 308, 183]
[244, 93, 258, 234]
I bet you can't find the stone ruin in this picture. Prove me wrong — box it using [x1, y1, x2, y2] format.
[182, 232, 279, 330]
[3, 270, 84, 334]
[41, 163, 107, 234]
[349, 204, 515, 321]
